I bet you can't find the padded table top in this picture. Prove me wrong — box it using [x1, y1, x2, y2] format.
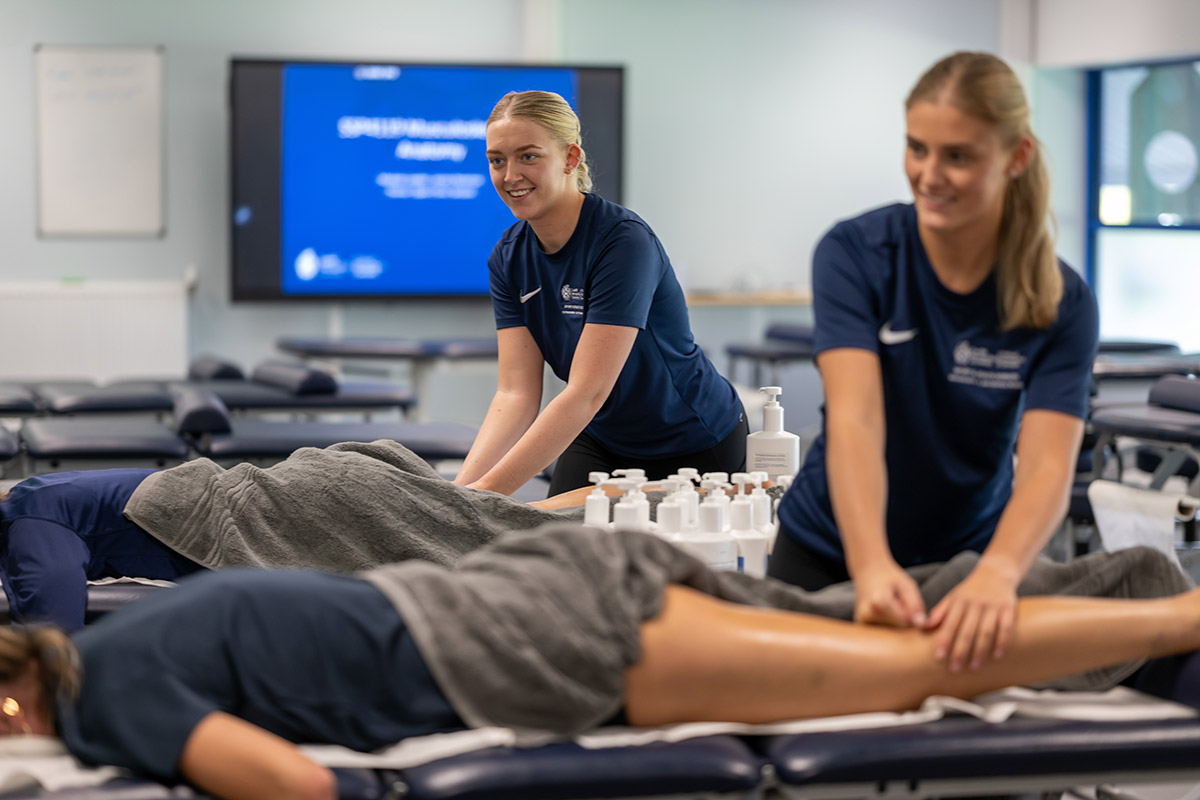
[1089, 404, 1200, 447]
[0, 383, 39, 415]
[398, 736, 764, 800]
[35, 382, 174, 415]
[197, 420, 478, 461]
[725, 341, 816, 360]
[183, 379, 415, 412]
[1092, 355, 1200, 381]
[277, 336, 499, 361]
[20, 418, 190, 460]
[766, 714, 1200, 789]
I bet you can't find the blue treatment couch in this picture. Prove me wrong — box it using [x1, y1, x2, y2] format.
[14, 717, 1200, 800]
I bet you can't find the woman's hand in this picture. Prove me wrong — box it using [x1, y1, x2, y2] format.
[926, 559, 1020, 672]
[853, 560, 927, 628]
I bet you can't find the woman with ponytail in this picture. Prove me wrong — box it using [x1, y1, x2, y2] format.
[455, 91, 746, 496]
[770, 52, 1099, 673]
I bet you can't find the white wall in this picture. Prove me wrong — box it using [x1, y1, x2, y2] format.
[556, 0, 1003, 292]
[1035, 0, 1200, 68]
[0, 0, 527, 380]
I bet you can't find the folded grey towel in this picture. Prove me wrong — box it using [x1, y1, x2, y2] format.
[124, 439, 580, 572]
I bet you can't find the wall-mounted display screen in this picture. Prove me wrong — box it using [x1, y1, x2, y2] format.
[230, 59, 623, 301]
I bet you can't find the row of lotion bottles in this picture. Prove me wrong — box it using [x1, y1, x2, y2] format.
[582, 468, 794, 578]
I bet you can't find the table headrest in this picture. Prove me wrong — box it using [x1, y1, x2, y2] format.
[251, 360, 337, 395]
[1149, 375, 1200, 414]
[172, 385, 232, 435]
[188, 355, 245, 381]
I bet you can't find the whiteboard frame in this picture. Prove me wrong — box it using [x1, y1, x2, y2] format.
[34, 44, 166, 238]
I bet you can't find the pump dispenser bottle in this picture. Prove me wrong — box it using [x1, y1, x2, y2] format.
[728, 475, 771, 578]
[748, 472, 774, 535]
[675, 490, 738, 571]
[747, 386, 800, 481]
[669, 469, 701, 529]
[610, 477, 651, 532]
[584, 471, 611, 528]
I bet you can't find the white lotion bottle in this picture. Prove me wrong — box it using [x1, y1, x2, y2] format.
[610, 478, 651, 532]
[584, 471, 611, 528]
[746, 386, 800, 481]
[748, 471, 774, 535]
[669, 471, 701, 530]
[729, 492, 771, 578]
[675, 493, 738, 571]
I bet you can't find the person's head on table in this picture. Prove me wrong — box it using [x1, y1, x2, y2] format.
[0, 626, 75, 737]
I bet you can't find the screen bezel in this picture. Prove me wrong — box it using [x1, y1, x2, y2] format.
[228, 57, 624, 302]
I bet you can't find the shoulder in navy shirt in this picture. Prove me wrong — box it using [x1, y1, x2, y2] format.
[0, 469, 202, 630]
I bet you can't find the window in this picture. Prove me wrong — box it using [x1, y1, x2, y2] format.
[1089, 58, 1200, 350]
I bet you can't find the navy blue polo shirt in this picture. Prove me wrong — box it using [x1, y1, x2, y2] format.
[777, 203, 1098, 567]
[0, 469, 202, 631]
[60, 569, 463, 781]
[489, 193, 742, 458]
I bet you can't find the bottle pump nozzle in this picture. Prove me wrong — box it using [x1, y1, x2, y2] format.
[759, 386, 785, 432]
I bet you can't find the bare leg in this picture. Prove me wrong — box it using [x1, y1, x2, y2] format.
[625, 585, 1200, 726]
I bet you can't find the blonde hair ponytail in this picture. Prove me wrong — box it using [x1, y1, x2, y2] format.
[907, 52, 1062, 330]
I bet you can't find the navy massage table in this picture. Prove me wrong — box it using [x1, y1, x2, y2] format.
[1089, 374, 1200, 494]
[16, 386, 475, 473]
[724, 323, 815, 387]
[276, 336, 499, 422]
[0, 582, 162, 627]
[765, 714, 1200, 798]
[17, 717, 1200, 800]
[31, 360, 415, 419]
[0, 384, 41, 417]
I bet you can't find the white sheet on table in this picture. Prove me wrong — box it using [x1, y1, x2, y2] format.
[3, 686, 1194, 789]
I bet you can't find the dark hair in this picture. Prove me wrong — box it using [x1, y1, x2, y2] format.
[0, 627, 80, 724]
[907, 51, 1061, 330]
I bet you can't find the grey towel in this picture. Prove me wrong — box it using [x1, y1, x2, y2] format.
[123, 439, 580, 571]
[363, 525, 1194, 737]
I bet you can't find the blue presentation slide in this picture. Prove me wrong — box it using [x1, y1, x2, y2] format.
[280, 64, 577, 295]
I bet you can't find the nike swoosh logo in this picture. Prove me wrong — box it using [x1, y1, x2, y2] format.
[519, 287, 542, 303]
[878, 322, 918, 345]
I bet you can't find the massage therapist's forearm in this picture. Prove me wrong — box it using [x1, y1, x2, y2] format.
[470, 384, 608, 495]
[471, 322, 637, 494]
[454, 389, 541, 486]
[826, 411, 892, 576]
[818, 349, 893, 577]
[978, 410, 1083, 579]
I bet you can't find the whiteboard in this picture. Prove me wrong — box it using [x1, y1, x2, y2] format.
[35, 45, 165, 236]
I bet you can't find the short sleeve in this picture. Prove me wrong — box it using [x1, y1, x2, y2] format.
[3, 519, 89, 631]
[59, 663, 215, 780]
[1023, 269, 1100, 419]
[583, 221, 661, 329]
[488, 242, 523, 330]
[811, 228, 883, 355]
